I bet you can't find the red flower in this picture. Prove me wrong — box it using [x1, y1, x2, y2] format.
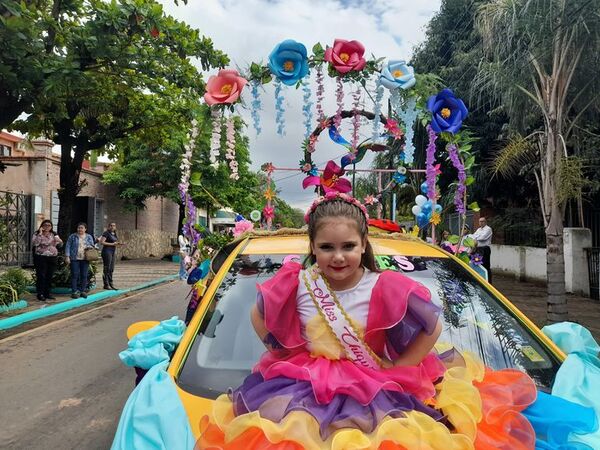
[262, 206, 274, 220]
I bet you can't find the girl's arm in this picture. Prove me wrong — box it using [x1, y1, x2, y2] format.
[389, 319, 442, 367]
[250, 304, 288, 354]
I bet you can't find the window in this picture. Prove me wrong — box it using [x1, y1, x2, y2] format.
[0, 144, 11, 157]
[177, 253, 561, 399]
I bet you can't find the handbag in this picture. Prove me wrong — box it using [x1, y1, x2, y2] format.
[84, 247, 99, 262]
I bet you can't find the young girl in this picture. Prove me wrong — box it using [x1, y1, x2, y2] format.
[197, 193, 590, 449]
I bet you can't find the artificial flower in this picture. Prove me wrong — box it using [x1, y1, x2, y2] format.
[430, 211, 441, 226]
[363, 195, 378, 205]
[380, 60, 416, 90]
[233, 219, 254, 237]
[470, 253, 483, 265]
[262, 205, 275, 220]
[268, 39, 309, 86]
[324, 39, 366, 74]
[261, 162, 275, 175]
[204, 69, 247, 105]
[264, 187, 275, 201]
[397, 166, 407, 175]
[302, 160, 352, 194]
[384, 119, 404, 140]
[392, 171, 406, 184]
[426, 88, 468, 134]
[300, 160, 318, 176]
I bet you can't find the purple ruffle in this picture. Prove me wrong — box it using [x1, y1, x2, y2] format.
[386, 293, 441, 358]
[230, 372, 443, 440]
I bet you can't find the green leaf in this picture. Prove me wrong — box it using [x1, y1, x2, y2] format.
[464, 155, 476, 169]
[189, 172, 202, 186]
[462, 237, 476, 248]
[468, 201, 480, 211]
[465, 175, 475, 186]
[448, 235, 460, 244]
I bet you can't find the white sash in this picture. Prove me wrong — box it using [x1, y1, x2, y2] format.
[302, 268, 381, 369]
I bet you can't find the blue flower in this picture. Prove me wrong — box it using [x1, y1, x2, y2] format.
[268, 40, 309, 86]
[392, 171, 406, 184]
[427, 88, 468, 134]
[380, 60, 416, 90]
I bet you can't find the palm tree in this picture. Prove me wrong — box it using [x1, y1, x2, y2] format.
[474, 0, 600, 322]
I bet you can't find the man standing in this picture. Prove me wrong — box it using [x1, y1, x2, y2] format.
[473, 217, 493, 283]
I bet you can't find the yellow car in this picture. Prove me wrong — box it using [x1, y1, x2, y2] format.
[122, 230, 566, 445]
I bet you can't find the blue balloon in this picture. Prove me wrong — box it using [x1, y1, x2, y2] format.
[417, 212, 427, 227]
[435, 204, 443, 213]
[420, 182, 428, 195]
[235, 214, 245, 222]
[421, 201, 432, 215]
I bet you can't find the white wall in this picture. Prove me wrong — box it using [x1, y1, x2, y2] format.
[491, 228, 592, 296]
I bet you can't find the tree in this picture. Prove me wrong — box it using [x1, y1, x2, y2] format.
[474, 0, 600, 322]
[11, 0, 227, 240]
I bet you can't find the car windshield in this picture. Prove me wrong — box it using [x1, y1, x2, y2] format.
[177, 252, 561, 399]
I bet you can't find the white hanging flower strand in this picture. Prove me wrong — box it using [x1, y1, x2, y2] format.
[210, 107, 222, 169]
[225, 117, 239, 180]
[180, 118, 198, 189]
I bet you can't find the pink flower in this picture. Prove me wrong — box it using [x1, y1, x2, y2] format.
[262, 205, 275, 220]
[302, 160, 352, 194]
[324, 39, 367, 75]
[233, 219, 254, 237]
[384, 119, 404, 140]
[204, 69, 247, 105]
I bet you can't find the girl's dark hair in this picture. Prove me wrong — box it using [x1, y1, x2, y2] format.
[305, 199, 379, 272]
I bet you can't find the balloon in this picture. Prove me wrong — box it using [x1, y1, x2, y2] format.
[435, 204, 443, 213]
[417, 213, 427, 226]
[415, 195, 427, 206]
[421, 201, 432, 215]
[420, 182, 428, 194]
[411, 205, 422, 216]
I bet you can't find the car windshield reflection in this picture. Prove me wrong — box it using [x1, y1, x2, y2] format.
[177, 253, 560, 399]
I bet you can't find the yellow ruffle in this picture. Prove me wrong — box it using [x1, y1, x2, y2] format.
[304, 315, 368, 361]
[435, 352, 485, 440]
[202, 395, 475, 450]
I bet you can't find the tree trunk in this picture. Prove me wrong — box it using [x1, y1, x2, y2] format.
[177, 201, 185, 237]
[544, 129, 567, 323]
[57, 142, 86, 242]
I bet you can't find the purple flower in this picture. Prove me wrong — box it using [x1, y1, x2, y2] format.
[427, 88, 468, 134]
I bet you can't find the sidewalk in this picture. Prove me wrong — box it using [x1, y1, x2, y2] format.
[494, 273, 600, 342]
[0, 258, 180, 334]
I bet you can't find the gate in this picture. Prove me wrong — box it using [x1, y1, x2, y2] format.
[0, 191, 32, 266]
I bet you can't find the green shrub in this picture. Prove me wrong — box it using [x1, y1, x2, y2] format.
[30, 256, 97, 289]
[0, 268, 31, 305]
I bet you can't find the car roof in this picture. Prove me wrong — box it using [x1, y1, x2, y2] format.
[240, 230, 448, 258]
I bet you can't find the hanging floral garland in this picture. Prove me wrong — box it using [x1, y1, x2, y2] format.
[225, 117, 239, 180]
[250, 79, 262, 135]
[302, 78, 313, 139]
[261, 163, 276, 230]
[371, 78, 384, 143]
[203, 69, 247, 169]
[179, 120, 199, 246]
[351, 87, 362, 152]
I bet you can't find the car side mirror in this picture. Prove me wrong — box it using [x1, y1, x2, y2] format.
[126, 320, 160, 340]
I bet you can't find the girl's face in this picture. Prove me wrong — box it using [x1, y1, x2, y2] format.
[310, 217, 366, 291]
[77, 224, 86, 234]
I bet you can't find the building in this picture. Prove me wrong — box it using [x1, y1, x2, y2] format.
[0, 132, 180, 265]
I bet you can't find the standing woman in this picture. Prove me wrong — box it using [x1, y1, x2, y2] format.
[65, 222, 95, 299]
[99, 222, 123, 290]
[31, 220, 63, 301]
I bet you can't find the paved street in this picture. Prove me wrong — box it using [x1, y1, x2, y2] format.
[0, 279, 190, 450]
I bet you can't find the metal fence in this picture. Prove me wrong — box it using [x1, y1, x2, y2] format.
[586, 248, 600, 301]
[0, 191, 32, 266]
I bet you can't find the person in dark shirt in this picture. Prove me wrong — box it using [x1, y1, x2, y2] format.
[99, 222, 124, 289]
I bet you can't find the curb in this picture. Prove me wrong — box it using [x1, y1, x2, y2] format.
[0, 274, 178, 331]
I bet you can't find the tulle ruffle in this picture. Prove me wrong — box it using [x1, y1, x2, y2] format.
[254, 349, 446, 405]
[231, 372, 443, 440]
[196, 352, 544, 449]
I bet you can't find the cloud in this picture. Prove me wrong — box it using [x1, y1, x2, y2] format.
[160, 0, 440, 210]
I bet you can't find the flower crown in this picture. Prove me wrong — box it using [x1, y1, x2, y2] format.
[304, 191, 369, 224]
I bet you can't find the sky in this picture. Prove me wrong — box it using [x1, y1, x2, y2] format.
[160, 0, 441, 211]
